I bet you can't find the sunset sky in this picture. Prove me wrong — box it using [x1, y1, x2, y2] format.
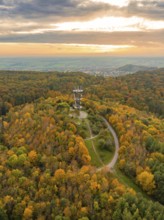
[0, 0, 164, 56]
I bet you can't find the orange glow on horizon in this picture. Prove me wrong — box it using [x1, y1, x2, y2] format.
[0, 42, 163, 57]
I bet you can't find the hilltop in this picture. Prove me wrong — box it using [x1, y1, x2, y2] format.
[0, 68, 163, 219]
[116, 64, 156, 73]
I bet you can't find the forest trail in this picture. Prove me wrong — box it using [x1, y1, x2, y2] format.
[85, 134, 99, 141]
[101, 117, 119, 170]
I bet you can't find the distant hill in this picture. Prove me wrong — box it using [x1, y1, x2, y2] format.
[117, 64, 157, 73]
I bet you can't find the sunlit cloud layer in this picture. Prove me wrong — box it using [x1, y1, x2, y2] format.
[0, 0, 164, 55]
[53, 17, 164, 32]
[63, 43, 135, 52]
[92, 0, 129, 7]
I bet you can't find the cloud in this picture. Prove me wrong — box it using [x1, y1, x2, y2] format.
[0, 0, 164, 56]
[125, 0, 164, 20]
[0, 0, 116, 21]
[0, 0, 163, 39]
[0, 29, 163, 48]
[0, 0, 163, 23]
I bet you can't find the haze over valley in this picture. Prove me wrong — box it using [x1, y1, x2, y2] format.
[0, 56, 163, 76]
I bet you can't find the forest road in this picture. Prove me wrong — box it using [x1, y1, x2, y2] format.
[101, 117, 119, 171]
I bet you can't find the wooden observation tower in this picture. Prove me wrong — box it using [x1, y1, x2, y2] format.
[73, 87, 83, 110]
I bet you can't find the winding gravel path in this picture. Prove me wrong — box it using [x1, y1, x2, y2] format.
[101, 117, 119, 170]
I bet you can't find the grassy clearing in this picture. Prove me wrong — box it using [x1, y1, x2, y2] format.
[82, 119, 91, 138]
[85, 139, 102, 167]
[92, 127, 115, 165]
[93, 136, 114, 165]
[84, 117, 115, 167]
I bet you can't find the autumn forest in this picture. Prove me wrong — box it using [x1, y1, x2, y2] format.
[0, 69, 164, 220]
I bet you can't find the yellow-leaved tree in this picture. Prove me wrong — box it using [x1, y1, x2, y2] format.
[137, 170, 155, 194]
